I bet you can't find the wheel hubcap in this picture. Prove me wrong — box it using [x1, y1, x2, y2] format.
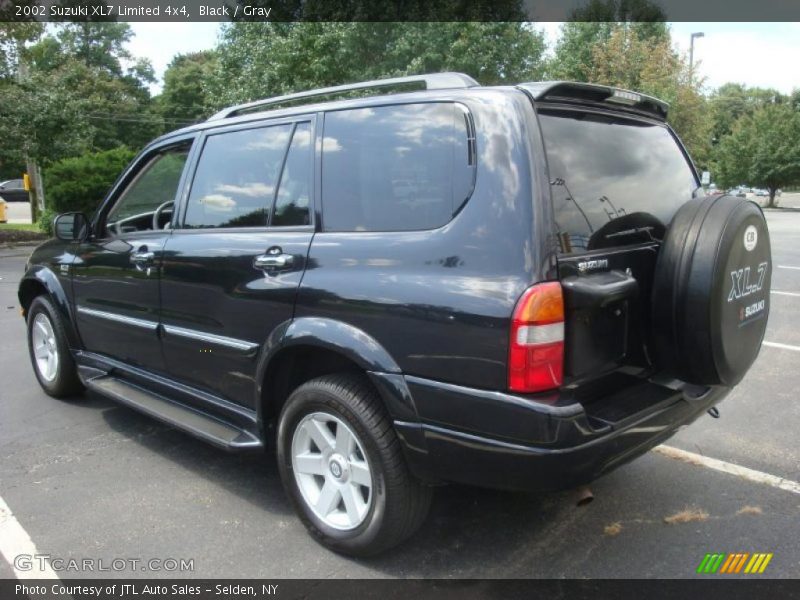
[32, 313, 59, 383]
[291, 412, 373, 530]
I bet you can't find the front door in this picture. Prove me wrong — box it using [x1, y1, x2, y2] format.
[159, 118, 315, 406]
[72, 139, 193, 373]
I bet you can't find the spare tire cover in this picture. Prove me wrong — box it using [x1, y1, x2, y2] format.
[651, 195, 771, 386]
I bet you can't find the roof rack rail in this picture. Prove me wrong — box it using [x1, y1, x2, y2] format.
[207, 72, 480, 121]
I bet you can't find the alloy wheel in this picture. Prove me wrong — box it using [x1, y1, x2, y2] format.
[290, 411, 373, 530]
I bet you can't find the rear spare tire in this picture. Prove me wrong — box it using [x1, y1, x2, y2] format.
[651, 195, 771, 386]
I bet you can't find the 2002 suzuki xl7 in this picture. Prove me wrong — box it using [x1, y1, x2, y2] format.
[19, 73, 771, 556]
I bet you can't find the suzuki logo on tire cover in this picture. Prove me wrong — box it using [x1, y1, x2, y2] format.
[728, 262, 768, 303]
[744, 225, 758, 252]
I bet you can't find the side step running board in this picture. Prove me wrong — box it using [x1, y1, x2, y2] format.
[86, 376, 263, 451]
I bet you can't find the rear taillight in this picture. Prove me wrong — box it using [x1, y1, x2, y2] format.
[508, 282, 565, 393]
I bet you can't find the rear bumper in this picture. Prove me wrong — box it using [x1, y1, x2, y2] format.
[391, 374, 730, 492]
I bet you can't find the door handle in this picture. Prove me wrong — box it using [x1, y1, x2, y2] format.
[254, 253, 294, 270]
[131, 251, 155, 265]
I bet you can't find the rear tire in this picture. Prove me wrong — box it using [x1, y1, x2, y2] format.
[277, 373, 432, 556]
[26, 295, 84, 398]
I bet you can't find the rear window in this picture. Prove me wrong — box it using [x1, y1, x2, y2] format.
[539, 109, 698, 254]
[321, 102, 475, 232]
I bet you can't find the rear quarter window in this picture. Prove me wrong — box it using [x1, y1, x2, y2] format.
[539, 109, 698, 254]
[321, 102, 475, 232]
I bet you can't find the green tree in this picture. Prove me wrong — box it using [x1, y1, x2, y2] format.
[548, 0, 669, 82]
[206, 22, 546, 110]
[56, 22, 133, 76]
[0, 21, 44, 178]
[0, 16, 161, 212]
[0, 66, 93, 166]
[45, 146, 137, 216]
[587, 26, 711, 165]
[708, 83, 786, 145]
[715, 103, 800, 207]
[235, 0, 526, 21]
[158, 51, 219, 123]
[0, 20, 43, 80]
[20, 22, 162, 154]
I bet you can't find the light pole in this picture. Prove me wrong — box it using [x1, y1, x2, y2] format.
[689, 32, 705, 83]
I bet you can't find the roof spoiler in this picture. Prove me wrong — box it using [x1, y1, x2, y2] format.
[518, 81, 669, 121]
[208, 72, 480, 121]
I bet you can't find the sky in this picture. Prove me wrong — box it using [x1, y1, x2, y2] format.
[128, 22, 800, 96]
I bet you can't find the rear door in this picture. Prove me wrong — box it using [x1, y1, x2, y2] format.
[536, 106, 699, 385]
[159, 117, 315, 407]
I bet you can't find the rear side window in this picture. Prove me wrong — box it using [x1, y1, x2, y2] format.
[273, 122, 312, 226]
[321, 103, 474, 232]
[183, 124, 292, 229]
[539, 109, 698, 254]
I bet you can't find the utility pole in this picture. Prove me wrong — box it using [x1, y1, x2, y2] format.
[16, 38, 45, 224]
[689, 32, 705, 84]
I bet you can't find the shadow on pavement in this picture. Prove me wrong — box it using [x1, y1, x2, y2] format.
[96, 389, 576, 575]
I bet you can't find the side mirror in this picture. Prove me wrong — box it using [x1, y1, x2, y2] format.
[54, 212, 90, 242]
[701, 171, 711, 186]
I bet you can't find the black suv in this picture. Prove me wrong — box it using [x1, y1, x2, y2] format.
[19, 73, 771, 556]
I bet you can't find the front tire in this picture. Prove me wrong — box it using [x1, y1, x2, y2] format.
[26, 295, 84, 398]
[277, 373, 431, 557]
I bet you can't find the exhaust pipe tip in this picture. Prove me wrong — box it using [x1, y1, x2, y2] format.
[575, 486, 594, 507]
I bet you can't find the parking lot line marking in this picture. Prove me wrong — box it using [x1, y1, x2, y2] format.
[654, 446, 800, 496]
[771, 290, 800, 297]
[0, 494, 59, 579]
[777, 265, 800, 270]
[762, 341, 800, 352]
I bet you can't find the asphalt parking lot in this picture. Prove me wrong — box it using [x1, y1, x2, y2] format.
[1, 207, 798, 580]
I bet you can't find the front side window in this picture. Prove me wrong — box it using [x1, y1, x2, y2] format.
[183, 124, 293, 229]
[106, 144, 190, 236]
[321, 103, 474, 232]
[539, 109, 698, 254]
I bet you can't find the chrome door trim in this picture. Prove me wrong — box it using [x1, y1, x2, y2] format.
[162, 324, 259, 352]
[76, 306, 158, 331]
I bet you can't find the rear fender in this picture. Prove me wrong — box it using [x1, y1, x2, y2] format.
[255, 317, 412, 419]
[255, 316, 433, 480]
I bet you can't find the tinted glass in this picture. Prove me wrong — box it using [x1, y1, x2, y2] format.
[322, 103, 473, 232]
[272, 122, 312, 226]
[184, 124, 292, 229]
[539, 110, 697, 254]
[107, 145, 190, 232]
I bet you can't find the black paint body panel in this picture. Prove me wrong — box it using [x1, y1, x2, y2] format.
[18, 84, 733, 494]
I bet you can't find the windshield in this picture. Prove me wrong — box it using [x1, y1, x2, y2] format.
[539, 109, 698, 254]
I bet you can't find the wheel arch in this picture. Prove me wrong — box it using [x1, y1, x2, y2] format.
[18, 266, 81, 348]
[255, 317, 420, 431]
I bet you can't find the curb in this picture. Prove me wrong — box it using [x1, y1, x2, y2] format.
[0, 241, 42, 251]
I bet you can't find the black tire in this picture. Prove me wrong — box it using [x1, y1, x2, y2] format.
[26, 295, 84, 398]
[276, 373, 432, 557]
[651, 195, 771, 386]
